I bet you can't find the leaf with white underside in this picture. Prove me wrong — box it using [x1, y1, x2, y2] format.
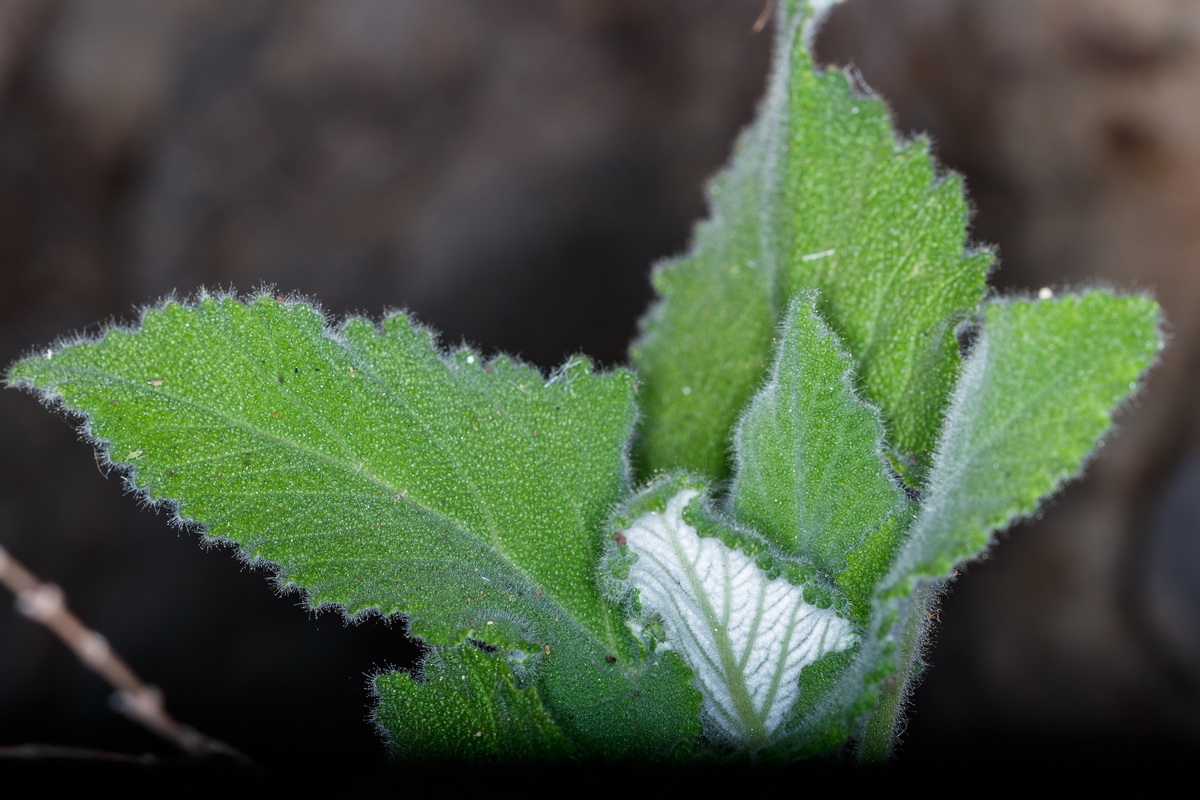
[621, 488, 857, 750]
[6, 292, 701, 758]
[732, 293, 910, 622]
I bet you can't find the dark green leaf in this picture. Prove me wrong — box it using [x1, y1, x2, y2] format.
[374, 645, 574, 762]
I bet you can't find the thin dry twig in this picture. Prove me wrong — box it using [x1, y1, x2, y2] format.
[0, 543, 253, 766]
[0, 744, 159, 765]
[752, 0, 774, 33]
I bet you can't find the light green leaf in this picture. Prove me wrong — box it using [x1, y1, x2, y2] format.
[887, 291, 1162, 591]
[771, 25, 992, 482]
[632, 0, 990, 484]
[630, 97, 776, 483]
[374, 645, 574, 762]
[9, 294, 624, 642]
[7, 292, 700, 757]
[619, 488, 857, 751]
[731, 292, 910, 608]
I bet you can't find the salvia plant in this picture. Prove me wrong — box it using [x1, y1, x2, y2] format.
[6, 0, 1163, 764]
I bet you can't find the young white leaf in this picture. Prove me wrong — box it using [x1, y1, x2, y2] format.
[622, 489, 857, 750]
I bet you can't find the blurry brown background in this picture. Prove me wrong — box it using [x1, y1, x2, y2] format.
[1, 0, 1198, 771]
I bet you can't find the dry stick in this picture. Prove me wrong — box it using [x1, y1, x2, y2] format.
[0, 744, 158, 765]
[752, 0, 774, 33]
[0, 543, 252, 765]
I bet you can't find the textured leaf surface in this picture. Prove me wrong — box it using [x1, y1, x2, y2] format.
[620, 489, 856, 750]
[9, 294, 627, 642]
[630, 105, 777, 483]
[887, 292, 1162, 590]
[732, 293, 909, 600]
[375, 645, 574, 762]
[771, 23, 991, 481]
[632, 0, 989, 484]
[7, 293, 701, 757]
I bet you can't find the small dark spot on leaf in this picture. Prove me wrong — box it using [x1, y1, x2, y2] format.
[605, 655, 616, 664]
[278, 376, 285, 384]
[613, 532, 627, 547]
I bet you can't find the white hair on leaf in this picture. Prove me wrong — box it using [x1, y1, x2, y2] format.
[623, 490, 856, 749]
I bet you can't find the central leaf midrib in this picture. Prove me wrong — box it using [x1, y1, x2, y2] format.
[667, 519, 770, 750]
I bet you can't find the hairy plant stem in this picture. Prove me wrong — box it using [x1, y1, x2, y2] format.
[858, 583, 933, 763]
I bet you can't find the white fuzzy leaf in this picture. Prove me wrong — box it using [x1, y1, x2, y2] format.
[623, 490, 857, 749]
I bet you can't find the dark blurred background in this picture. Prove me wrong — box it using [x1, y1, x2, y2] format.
[1, 0, 1198, 772]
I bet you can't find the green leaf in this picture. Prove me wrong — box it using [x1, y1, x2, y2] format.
[771, 29, 992, 483]
[731, 293, 910, 607]
[374, 645, 574, 762]
[534, 632, 702, 761]
[7, 292, 700, 757]
[632, 0, 990, 484]
[860, 292, 1161, 759]
[630, 103, 777, 483]
[9, 294, 622, 642]
[887, 291, 1162, 591]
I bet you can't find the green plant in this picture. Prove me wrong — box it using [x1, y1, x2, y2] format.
[5, 0, 1161, 763]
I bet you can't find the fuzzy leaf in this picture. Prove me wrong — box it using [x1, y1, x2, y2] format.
[7, 292, 700, 757]
[630, 103, 777, 483]
[731, 292, 909, 604]
[9, 294, 626, 641]
[632, 0, 990, 484]
[620, 488, 857, 751]
[771, 18, 992, 483]
[374, 645, 574, 762]
[887, 292, 1162, 590]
